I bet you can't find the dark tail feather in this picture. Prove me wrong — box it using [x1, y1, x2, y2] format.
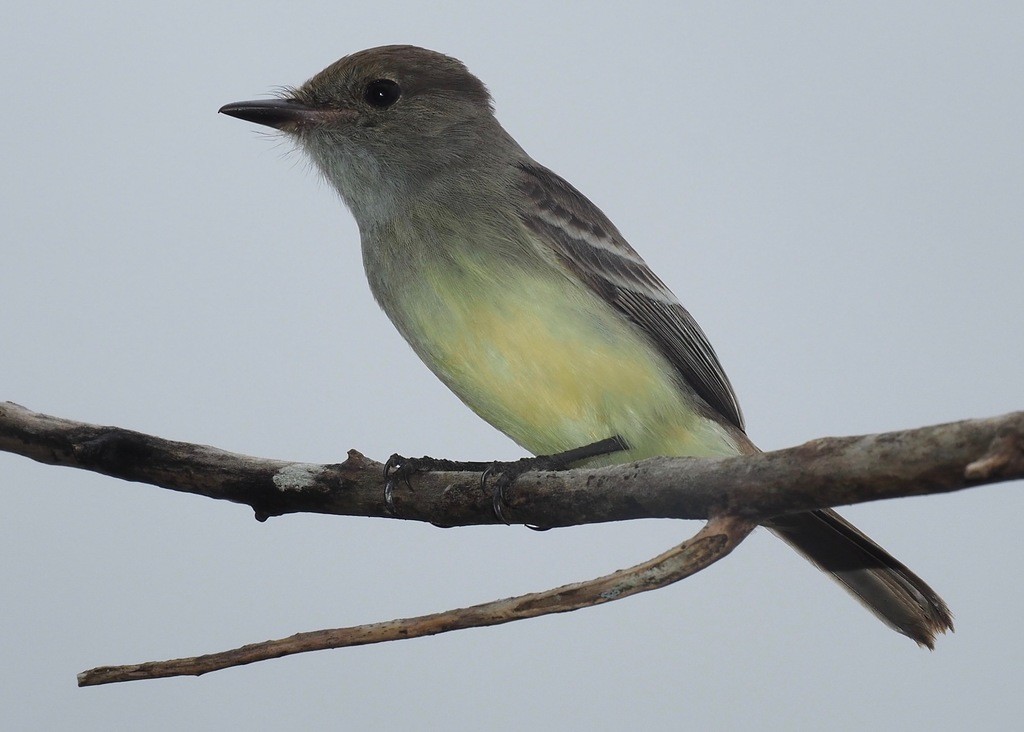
[767, 509, 953, 648]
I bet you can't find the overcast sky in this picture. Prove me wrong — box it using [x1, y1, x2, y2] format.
[3, 2, 1022, 730]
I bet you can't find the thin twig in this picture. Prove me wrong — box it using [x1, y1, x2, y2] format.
[77, 514, 756, 685]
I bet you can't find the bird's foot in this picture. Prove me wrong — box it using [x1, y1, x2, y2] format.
[484, 436, 630, 528]
[383, 454, 491, 516]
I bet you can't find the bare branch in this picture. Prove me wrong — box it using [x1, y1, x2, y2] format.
[5, 401, 1022, 683]
[2, 401, 1022, 527]
[76, 514, 756, 685]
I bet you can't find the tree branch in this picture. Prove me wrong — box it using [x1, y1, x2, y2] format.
[76, 514, 755, 685]
[4, 401, 1022, 684]
[2, 402, 1022, 527]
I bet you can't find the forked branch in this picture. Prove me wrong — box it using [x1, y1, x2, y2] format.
[2, 401, 1022, 685]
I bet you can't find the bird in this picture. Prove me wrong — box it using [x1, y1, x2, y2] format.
[220, 45, 953, 647]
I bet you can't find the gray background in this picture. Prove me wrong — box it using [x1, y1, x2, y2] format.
[3, 2, 1022, 730]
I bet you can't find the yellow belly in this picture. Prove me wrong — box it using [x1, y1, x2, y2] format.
[394, 261, 741, 464]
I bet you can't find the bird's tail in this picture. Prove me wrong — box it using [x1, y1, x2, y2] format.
[766, 508, 953, 648]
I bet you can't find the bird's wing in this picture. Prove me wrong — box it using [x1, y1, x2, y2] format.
[516, 161, 745, 432]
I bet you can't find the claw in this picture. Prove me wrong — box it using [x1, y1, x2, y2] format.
[383, 454, 403, 479]
[481, 465, 512, 525]
[383, 476, 398, 516]
[382, 454, 406, 516]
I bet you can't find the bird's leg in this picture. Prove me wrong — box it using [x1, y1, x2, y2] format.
[486, 435, 630, 527]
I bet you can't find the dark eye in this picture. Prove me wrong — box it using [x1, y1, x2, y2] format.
[363, 79, 401, 108]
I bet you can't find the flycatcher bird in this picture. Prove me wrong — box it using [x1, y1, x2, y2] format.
[220, 45, 952, 647]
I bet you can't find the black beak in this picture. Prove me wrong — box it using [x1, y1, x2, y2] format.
[219, 99, 314, 129]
